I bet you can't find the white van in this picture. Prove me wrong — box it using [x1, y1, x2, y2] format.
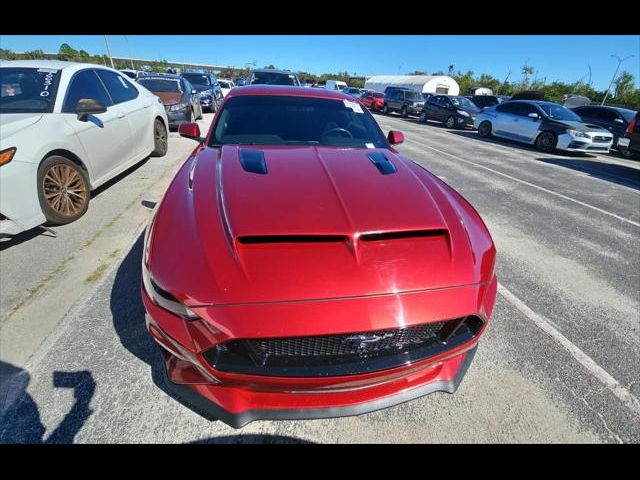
[325, 80, 348, 91]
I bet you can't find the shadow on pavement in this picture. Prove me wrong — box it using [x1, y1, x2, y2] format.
[110, 234, 218, 422]
[536, 157, 640, 191]
[0, 361, 95, 443]
[0, 228, 57, 251]
[189, 434, 315, 444]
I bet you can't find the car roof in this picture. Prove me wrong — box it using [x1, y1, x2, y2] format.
[575, 104, 637, 113]
[139, 73, 183, 80]
[0, 59, 117, 72]
[252, 69, 297, 75]
[226, 85, 356, 101]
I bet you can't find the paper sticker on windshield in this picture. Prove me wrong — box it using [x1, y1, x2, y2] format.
[37, 68, 57, 73]
[343, 100, 363, 113]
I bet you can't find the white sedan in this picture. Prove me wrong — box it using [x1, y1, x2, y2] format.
[218, 79, 235, 98]
[0, 60, 169, 236]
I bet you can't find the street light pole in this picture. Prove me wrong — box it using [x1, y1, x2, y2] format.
[103, 35, 115, 69]
[123, 35, 134, 69]
[601, 54, 635, 105]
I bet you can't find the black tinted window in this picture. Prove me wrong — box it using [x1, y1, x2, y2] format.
[211, 95, 389, 148]
[63, 69, 113, 113]
[496, 102, 521, 114]
[574, 107, 596, 118]
[515, 103, 540, 117]
[596, 109, 621, 123]
[95, 70, 138, 104]
[251, 71, 299, 86]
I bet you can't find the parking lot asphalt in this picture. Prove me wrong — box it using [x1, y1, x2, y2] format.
[1, 111, 638, 443]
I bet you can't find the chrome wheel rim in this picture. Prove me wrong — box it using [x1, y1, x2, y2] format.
[155, 122, 167, 151]
[446, 117, 455, 128]
[43, 164, 87, 217]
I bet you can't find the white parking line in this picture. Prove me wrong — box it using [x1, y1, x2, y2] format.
[498, 283, 640, 418]
[405, 138, 640, 228]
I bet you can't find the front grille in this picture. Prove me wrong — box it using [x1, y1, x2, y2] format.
[592, 136, 611, 143]
[204, 316, 483, 377]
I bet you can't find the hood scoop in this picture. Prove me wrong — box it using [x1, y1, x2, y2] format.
[360, 229, 448, 242]
[367, 152, 397, 175]
[239, 149, 268, 175]
[238, 234, 348, 244]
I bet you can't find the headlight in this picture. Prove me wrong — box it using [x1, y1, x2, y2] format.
[566, 129, 590, 139]
[457, 110, 470, 117]
[142, 263, 200, 320]
[168, 102, 189, 112]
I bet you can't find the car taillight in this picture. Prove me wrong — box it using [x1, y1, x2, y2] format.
[627, 117, 637, 134]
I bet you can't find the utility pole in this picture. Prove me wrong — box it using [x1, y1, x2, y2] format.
[103, 35, 115, 69]
[601, 54, 635, 105]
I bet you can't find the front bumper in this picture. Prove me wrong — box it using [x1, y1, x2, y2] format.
[556, 133, 613, 153]
[0, 159, 46, 236]
[457, 115, 476, 128]
[199, 95, 214, 108]
[142, 277, 496, 428]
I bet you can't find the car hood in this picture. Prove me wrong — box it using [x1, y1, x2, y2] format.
[149, 146, 496, 306]
[556, 120, 610, 133]
[154, 92, 183, 105]
[192, 84, 212, 92]
[0, 113, 43, 139]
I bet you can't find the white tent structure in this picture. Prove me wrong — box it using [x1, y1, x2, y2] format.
[364, 75, 460, 96]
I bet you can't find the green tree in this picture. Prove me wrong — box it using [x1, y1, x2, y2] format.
[58, 43, 79, 60]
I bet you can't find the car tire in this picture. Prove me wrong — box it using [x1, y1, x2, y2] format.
[535, 131, 557, 152]
[196, 104, 203, 120]
[419, 111, 428, 123]
[445, 116, 456, 129]
[37, 155, 90, 226]
[151, 119, 168, 157]
[188, 108, 194, 123]
[478, 121, 492, 138]
[382, 104, 389, 115]
[618, 146, 634, 158]
[401, 106, 408, 118]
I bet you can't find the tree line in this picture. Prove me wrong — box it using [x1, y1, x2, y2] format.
[1, 44, 637, 109]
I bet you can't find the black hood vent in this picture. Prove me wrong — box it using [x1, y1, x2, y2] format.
[239, 149, 268, 175]
[361, 229, 447, 242]
[238, 235, 348, 244]
[367, 152, 397, 175]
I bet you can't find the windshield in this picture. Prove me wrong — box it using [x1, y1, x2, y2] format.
[138, 78, 182, 93]
[219, 81, 231, 88]
[0, 67, 61, 113]
[405, 91, 422, 101]
[373, 92, 384, 98]
[450, 96, 477, 109]
[182, 73, 211, 86]
[211, 95, 389, 148]
[251, 71, 299, 86]
[537, 103, 582, 122]
[616, 108, 637, 122]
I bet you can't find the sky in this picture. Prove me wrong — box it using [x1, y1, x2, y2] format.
[2, 35, 639, 90]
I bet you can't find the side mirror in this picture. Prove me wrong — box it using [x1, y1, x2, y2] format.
[179, 122, 202, 141]
[75, 98, 106, 121]
[387, 130, 405, 145]
[528, 112, 540, 120]
[191, 89, 197, 95]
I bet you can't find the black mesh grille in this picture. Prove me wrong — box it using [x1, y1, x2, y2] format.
[592, 136, 610, 143]
[249, 321, 447, 362]
[204, 317, 483, 377]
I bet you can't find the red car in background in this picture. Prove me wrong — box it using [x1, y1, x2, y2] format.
[360, 90, 385, 111]
[142, 86, 497, 428]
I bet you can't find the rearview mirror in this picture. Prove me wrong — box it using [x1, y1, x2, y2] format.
[75, 98, 107, 121]
[179, 122, 202, 141]
[387, 130, 405, 145]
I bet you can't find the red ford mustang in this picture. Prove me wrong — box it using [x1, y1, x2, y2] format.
[360, 90, 385, 111]
[142, 85, 497, 428]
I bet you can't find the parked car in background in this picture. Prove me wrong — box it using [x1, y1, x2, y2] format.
[422, 92, 435, 102]
[420, 95, 481, 128]
[342, 87, 363, 98]
[248, 69, 301, 86]
[382, 87, 424, 117]
[474, 100, 614, 153]
[0, 60, 169, 235]
[218, 79, 235, 98]
[571, 105, 638, 157]
[325, 79, 348, 91]
[617, 111, 640, 158]
[142, 85, 497, 428]
[235, 77, 247, 86]
[120, 69, 142, 81]
[467, 95, 507, 110]
[360, 90, 385, 111]
[138, 73, 203, 128]
[181, 71, 221, 112]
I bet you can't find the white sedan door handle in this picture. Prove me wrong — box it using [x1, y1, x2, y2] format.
[117, 111, 125, 119]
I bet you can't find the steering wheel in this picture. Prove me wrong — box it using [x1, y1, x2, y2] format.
[322, 127, 353, 139]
